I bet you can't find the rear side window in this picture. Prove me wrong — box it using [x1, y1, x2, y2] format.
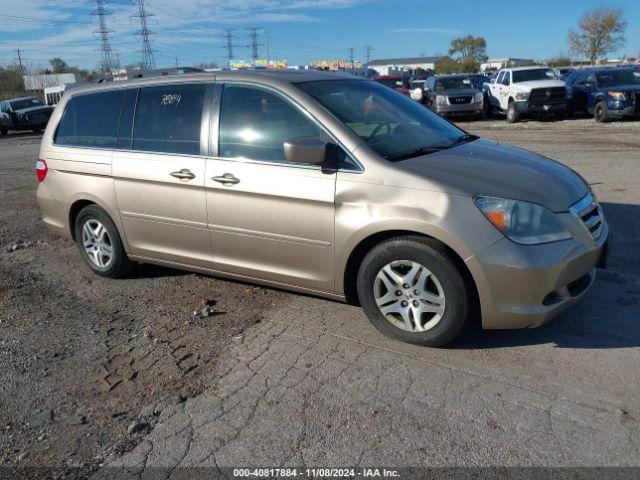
[132, 83, 207, 155]
[55, 90, 124, 148]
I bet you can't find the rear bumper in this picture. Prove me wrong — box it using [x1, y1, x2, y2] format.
[466, 222, 609, 329]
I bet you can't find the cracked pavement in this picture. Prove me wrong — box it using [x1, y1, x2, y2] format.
[1, 119, 639, 476]
[100, 120, 640, 474]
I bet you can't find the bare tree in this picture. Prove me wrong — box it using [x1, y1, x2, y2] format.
[568, 6, 627, 65]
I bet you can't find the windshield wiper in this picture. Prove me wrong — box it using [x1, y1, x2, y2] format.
[385, 146, 449, 162]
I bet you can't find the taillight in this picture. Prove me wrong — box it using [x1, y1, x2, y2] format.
[36, 159, 48, 182]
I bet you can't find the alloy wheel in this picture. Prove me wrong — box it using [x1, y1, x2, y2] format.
[373, 260, 445, 332]
[81, 219, 113, 269]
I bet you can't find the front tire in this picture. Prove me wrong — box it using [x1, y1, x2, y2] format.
[506, 101, 520, 123]
[74, 205, 134, 278]
[594, 101, 610, 123]
[357, 236, 470, 347]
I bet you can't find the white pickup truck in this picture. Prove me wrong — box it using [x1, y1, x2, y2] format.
[483, 67, 568, 122]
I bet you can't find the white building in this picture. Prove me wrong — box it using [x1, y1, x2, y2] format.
[22, 73, 77, 91]
[480, 58, 534, 72]
[365, 56, 442, 76]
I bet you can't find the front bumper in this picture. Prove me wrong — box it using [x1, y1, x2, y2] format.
[607, 105, 640, 118]
[515, 100, 567, 114]
[466, 220, 609, 329]
[436, 101, 483, 115]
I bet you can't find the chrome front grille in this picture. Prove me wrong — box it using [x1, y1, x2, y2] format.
[570, 193, 604, 240]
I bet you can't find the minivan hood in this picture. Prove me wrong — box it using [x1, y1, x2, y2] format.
[398, 139, 588, 212]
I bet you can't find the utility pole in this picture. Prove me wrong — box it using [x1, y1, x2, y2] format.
[365, 45, 374, 65]
[15, 49, 25, 76]
[265, 29, 270, 69]
[16, 49, 26, 93]
[224, 29, 235, 68]
[348, 47, 354, 68]
[91, 0, 115, 75]
[132, 0, 156, 70]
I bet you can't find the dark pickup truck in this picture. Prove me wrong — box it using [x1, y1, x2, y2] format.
[0, 96, 54, 135]
[565, 68, 640, 122]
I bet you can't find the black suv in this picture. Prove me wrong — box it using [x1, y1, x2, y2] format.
[0, 97, 54, 136]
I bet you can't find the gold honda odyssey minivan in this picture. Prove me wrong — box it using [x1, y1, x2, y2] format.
[36, 70, 609, 346]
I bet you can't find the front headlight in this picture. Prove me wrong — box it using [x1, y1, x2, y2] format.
[514, 92, 529, 101]
[436, 95, 447, 105]
[474, 196, 571, 245]
[474, 92, 483, 103]
[608, 91, 626, 101]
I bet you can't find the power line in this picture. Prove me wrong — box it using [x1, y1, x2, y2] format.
[91, 0, 115, 74]
[131, 0, 156, 70]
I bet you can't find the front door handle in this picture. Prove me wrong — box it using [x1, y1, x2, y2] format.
[212, 173, 240, 185]
[170, 168, 196, 180]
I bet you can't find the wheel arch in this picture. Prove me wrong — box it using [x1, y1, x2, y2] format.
[68, 195, 123, 244]
[341, 229, 480, 321]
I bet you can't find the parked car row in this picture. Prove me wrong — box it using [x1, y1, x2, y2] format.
[373, 65, 640, 124]
[0, 96, 54, 136]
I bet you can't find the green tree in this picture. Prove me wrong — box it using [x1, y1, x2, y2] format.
[568, 7, 627, 65]
[435, 57, 462, 74]
[49, 57, 69, 73]
[448, 35, 487, 72]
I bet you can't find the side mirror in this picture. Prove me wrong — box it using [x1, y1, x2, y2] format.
[283, 137, 327, 165]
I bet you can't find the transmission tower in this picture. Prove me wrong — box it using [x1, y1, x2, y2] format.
[91, 0, 114, 74]
[224, 29, 235, 68]
[365, 45, 374, 64]
[131, 0, 156, 70]
[247, 27, 263, 61]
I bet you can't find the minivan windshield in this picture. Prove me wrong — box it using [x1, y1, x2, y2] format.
[10, 97, 44, 110]
[297, 80, 470, 161]
[512, 68, 557, 83]
[596, 70, 640, 87]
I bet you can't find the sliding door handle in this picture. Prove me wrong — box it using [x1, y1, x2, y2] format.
[212, 173, 240, 185]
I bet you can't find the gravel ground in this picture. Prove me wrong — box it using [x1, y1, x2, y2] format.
[1, 116, 639, 478]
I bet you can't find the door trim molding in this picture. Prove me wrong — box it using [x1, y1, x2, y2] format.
[208, 223, 331, 247]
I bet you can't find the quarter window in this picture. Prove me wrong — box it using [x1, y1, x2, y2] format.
[132, 83, 207, 155]
[54, 90, 124, 148]
[218, 84, 321, 164]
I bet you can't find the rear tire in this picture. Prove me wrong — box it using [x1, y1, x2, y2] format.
[594, 101, 610, 123]
[0, 127, 7, 136]
[506, 101, 520, 123]
[357, 236, 470, 347]
[74, 204, 134, 278]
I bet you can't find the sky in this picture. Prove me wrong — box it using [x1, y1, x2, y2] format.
[0, 0, 639, 71]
